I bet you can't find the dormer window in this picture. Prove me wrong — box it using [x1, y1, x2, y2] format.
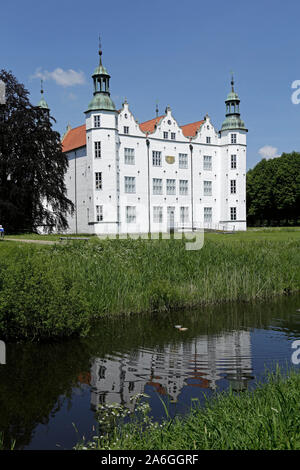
[94, 115, 101, 128]
[206, 137, 211, 144]
[124, 126, 129, 134]
[163, 132, 168, 139]
[171, 132, 176, 140]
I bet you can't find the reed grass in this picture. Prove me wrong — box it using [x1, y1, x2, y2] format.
[0, 235, 299, 340]
[76, 368, 300, 450]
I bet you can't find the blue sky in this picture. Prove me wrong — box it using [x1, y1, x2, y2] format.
[1, 0, 300, 169]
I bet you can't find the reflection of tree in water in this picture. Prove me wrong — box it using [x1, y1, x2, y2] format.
[0, 292, 299, 449]
[0, 341, 93, 449]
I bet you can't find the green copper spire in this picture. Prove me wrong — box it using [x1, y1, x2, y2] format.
[37, 79, 49, 110]
[86, 37, 116, 113]
[221, 74, 247, 132]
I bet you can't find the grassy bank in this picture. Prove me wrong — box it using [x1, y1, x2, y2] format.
[75, 369, 300, 450]
[0, 231, 300, 340]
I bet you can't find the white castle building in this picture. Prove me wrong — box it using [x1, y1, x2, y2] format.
[60, 46, 247, 235]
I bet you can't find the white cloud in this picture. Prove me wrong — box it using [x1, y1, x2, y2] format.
[258, 145, 280, 160]
[31, 67, 85, 87]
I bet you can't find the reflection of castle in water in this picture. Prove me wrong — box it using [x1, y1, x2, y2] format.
[88, 331, 252, 411]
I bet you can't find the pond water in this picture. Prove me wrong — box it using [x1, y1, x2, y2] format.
[0, 293, 300, 449]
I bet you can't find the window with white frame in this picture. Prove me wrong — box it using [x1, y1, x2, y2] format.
[94, 141, 101, 159]
[179, 153, 188, 169]
[206, 136, 211, 144]
[231, 154, 237, 169]
[166, 179, 176, 195]
[94, 115, 101, 128]
[204, 207, 212, 223]
[153, 178, 163, 195]
[171, 132, 176, 140]
[203, 155, 212, 170]
[152, 151, 162, 166]
[179, 179, 188, 195]
[180, 206, 189, 223]
[230, 179, 236, 194]
[230, 207, 237, 221]
[96, 205, 103, 222]
[153, 206, 163, 223]
[231, 133, 237, 144]
[163, 131, 168, 139]
[203, 180, 212, 196]
[124, 126, 129, 134]
[124, 176, 136, 193]
[124, 148, 135, 165]
[95, 172, 102, 190]
[126, 206, 136, 223]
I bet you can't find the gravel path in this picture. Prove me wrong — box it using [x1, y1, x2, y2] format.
[3, 238, 56, 245]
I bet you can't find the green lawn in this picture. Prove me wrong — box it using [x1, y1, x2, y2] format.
[2, 227, 300, 244]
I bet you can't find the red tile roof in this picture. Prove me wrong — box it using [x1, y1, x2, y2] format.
[180, 120, 205, 137]
[139, 115, 165, 134]
[62, 124, 86, 153]
[61, 118, 205, 152]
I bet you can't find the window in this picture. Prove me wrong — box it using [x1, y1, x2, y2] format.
[231, 133, 237, 144]
[124, 176, 136, 193]
[171, 132, 176, 140]
[94, 115, 101, 128]
[166, 179, 176, 195]
[163, 131, 168, 139]
[153, 178, 163, 195]
[152, 151, 162, 166]
[180, 207, 189, 223]
[94, 141, 101, 159]
[153, 206, 163, 223]
[95, 172, 102, 190]
[96, 205, 103, 222]
[230, 207, 237, 221]
[204, 180, 212, 196]
[203, 155, 212, 171]
[124, 126, 129, 134]
[124, 148, 135, 165]
[179, 180, 188, 195]
[231, 154, 237, 169]
[206, 137, 211, 144]
[126, 206, 136, 223]
[230, 180, 236, 194]
[204, 207, 212, 223]
[179, 153, 188, 169]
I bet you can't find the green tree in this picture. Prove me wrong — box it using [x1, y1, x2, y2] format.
[247, 152, 300, 226]
[0, 70, 74, 233]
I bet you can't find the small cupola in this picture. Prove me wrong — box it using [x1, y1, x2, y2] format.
[221, 74, 247, 132]
[86, 38, 116, 113]
[37, 79, 49, 111]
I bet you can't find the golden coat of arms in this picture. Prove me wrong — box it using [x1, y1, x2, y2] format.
[165, 155, 175, 164]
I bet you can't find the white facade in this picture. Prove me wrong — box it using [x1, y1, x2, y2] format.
[62, 53, 247, 235]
